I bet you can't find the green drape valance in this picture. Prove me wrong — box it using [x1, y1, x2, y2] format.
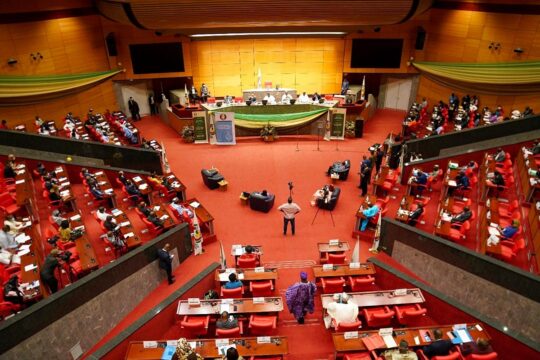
[0, 69, 122, 106]
[412, 61, 540, 95]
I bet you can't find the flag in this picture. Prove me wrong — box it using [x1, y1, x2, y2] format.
[192, 213, 203, 255]
[219, 240, 227, 269]
[360, 75, 366, 100]
[257, 68, 262, 89]
[370, 209, 382, 253]
[351, 234, 360, 263]
[184, 83, 189, 104]
[161, 141, 170, 174]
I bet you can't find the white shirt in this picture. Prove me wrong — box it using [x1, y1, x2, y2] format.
[298, 94, 310, 104]
[325, 301, 359, 326]
[263, 95, 276, 104]
[0, 230, 17, 250]
[281, 94, 292, 104]
[277, 202, 301, 219]
[96, 210, 112, 222]
[4, 219, 23, 234]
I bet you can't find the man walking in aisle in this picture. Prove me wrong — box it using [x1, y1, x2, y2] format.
[128, 97, 141, 121]
[278, 197, 301, 235]
[158, 243, 175, 284]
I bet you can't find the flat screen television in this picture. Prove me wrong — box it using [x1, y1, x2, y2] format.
[129, 42, 185, 74]
[350, 39, 403, 68]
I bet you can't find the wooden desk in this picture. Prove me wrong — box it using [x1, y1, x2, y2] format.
[231, 245, 263, 264]
[185, 198, 215, 235]
[130, 175, 153, 204]
[151, 205, 176, 229]
[14, 164, 33, 207]
[434, 219, 452, 239]
[355, 195, 379, 231]
[215, 268, 278, 285]
[372, 166, 395, 196]
[332, 323, 490, 354]
[395, 196, 415, 223]
[318, 241, 350, 255]
[322, 288, 424, 309]
[125, 337, 288, 359]
[441, 162, 461, 199]
[111, 209, 143, 249]
[163, 173, 187, 201]
[176, 297, 283, 316]
[479, 198, 503, 256]
[93, 170, 117, 208]
[313, 263, 376, 280]
[53, 165, 77, 211]
[516, 150, 540, 203]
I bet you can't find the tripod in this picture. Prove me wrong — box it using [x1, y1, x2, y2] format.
[311, 206, 335, 227]
[314, 122, 322, 151]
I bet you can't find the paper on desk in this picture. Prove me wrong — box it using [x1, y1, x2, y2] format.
[15, 179, 25, 184]
[58, 177, 67, 182]
[120, 221, 130, 227]
[95, 171, 104, 176]
[488, 227, 500, 236]
[98, 181, 106, 186]
[382, 335, 397, 348]
[105, 189, 114, 194]
[17, 249, 30, 256]
[133, 176, 142, 182]
[143, 341, 158, 348]
[160, 215, 169, 221]
[456, 329, 472, 343]
[190, 201, 200, 208]
[124, 232, 134, 238]
[112, 209, 122, 216]
[138, 184, 148, 190]
[24, 264, 37, 272]
[19, 244, 31, 251]
[70, 214, 81, 221]
[15, 234, 31, 244]
[218, 344, 236, 355]
[448, 180, 457, 187]
[234, 247, 243, 255]
[153, 206, 160, 211]
[237, 273, 244, 280]
[220, 303, 230, 313]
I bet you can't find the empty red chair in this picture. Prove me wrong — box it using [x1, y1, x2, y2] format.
[248, 314, 277, 335]
[157, 184, 176, 201]
[237, 256, 257, 268]
[363, 306, 395, 328]
[321, 277, 345, 294]
[327, 253, 346, 264]
[343, 353, 372, 360]
[335, 319, 362, 332]
[417, 349, 461, 360]
[467, 353, 498, 360]
[250, 280, 273, 297]
[394, 304, 427, 326]
[0, 301, 21, 320]
[0, 192, 21, 215]
[447, 220, 470, 242]
[180, 315, 210, 337]
[216, 321, 243, 337]
[498, 237, 525, 261]
[348, 275, 375, 292]
[498, 200, 518, 216]
[141, 217, 163, 236]
[220, 286, 244, 298]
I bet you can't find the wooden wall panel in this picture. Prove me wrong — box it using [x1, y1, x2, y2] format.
[190, 38, 343, 96]
[0, 15, 117, 130]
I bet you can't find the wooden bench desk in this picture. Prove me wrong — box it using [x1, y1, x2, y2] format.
[322, 288, 425, 309]
[313, 263, 376, 280]
[176, 297, 283, 316]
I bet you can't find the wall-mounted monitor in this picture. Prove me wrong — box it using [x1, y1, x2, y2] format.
[350, 39, 403, 68]
[129, 42, 185, 74]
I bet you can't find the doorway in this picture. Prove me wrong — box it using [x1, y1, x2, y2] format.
[383, 77, 413, 110]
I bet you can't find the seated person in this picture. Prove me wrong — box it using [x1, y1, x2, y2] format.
[4, 215, 24, 235]
[147, 211, 164, 227]
[422, 329, 452, 358]
[137, 201, 152, 217]
[247, 93, 257, 103]
[170, 198, 194, 218]
[407, 203, 424, 226]
[263, 93, 276, 105]
[312, 92, 321, 102]
[103, 215, 119, 233]
[451, 206, 472, 223]
[298, 92, 310, 104]
[281, 92, 292, 104]
[239, 244, 260, 265]
[382, 340, 418, 360]
[104, 231, 125, 250]
[216, 311, 238, 329]
[3, 163, 16, 179]
[161, 177, 183, 199]
[124, 179, 143, 200]
[493, 148, 506, 162]
[51, 210, 67, 226]
[49, 184, 62, 202]
[500, 220, 519, 239]
[118, 171, 129, 185]
[410, 170, 428, 196]
[59, 220, 73, 243]
[359, 203, 379, 232]
[0, 225, 18, 251]
[312, 185, 334, 206]
[43, 175, 56, 191]
[327, 161, 348, 176]
[89, 183, 105, 200]
[325, 292, 358, 327]
[96, 206, 112, 222]
[459, 338, 494, 357]
[487, 170, 505, 187]
[36, 162, 47, 177]
[224, 272, 243, 289]
[147, 171, 162, 188]
[81, 168, 95, 180]
[448, 171, 470, 196]
[3, 275, 24, 305]
[429, 164, 440, 179]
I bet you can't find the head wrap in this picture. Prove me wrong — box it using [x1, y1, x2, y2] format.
[300, 271, 308, 280]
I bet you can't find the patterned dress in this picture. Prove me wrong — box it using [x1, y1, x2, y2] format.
[285, 281, 317, 320]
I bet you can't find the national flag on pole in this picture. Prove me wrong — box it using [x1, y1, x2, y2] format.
[161, 141, 170, 174]
[219, 240, 227, 269]
[370, 209, 382, 253]
[257, 68, 262, 89]
[351, 234, 360, 263]
[360, 75, 366, 100]
[184, 83, 189, 103]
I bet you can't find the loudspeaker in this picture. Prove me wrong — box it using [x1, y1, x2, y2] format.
[355, 119, 364, 138]
[415, 27, 426, 50]
[105, 33, 118, 56]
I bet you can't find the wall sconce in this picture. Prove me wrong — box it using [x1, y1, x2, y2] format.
[514, 47, 524, 54]
[7, 58, 18, 65]
[30, 52, 43, 60]
[488, 42, 500, 51]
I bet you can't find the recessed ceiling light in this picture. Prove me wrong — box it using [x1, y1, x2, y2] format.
[190, 31, 346, 38]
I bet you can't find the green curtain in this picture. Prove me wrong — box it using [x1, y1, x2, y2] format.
[412, 61, 540, 95]
[0, 69, 122, 106]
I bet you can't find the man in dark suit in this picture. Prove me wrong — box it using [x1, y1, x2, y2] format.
[158, 243, 174, 284]
[408, 203, 424, 226]
[138, 201, 151, 217]
[128, 97, 141, 121]
[451, 206, 472, 223]
[423, 329, 453, 358]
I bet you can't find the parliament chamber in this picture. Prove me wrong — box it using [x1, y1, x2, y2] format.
[0, 0, 539, 359]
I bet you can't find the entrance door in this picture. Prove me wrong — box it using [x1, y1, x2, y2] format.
[114, 81, 151, 117]
[384, 77, 413, 111]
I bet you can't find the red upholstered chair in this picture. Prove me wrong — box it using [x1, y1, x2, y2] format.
[220, 286, 244, 298]
[363, 306, 395, 328]
[394, 304, 427, 326]
[447, 221, 470, 242]
[141, 217, 163, 236]
[180, 315, 210, 337]
[467, 353, 498, 360]
[157, 184, 176, 201]
[0, 192, 21, 215]
[0, 300, 21, 320]
[57, 241, 79, 261]
[320, 251, 344, 264]
[207, 97, 216, 104]
[250, 280, 274, 297]
[237, 256, 258, 269]
[417, 349, 461, 360]
[498, 237, 525, 261]
[335, 319, 362, 332]
[343, 353, 372, 360]
[348, 275, 375, 292]
[249, 357, 283, 360]
[327, 253, 346, 265]
[498, 211, 521, 227]
[248, 314, 277, 335]
[321, 277, 345, 294]
[216, 321, 243, 337]
[498, 200, 518, 216]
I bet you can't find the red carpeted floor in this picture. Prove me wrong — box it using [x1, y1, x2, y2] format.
[87, 110, 406, 358]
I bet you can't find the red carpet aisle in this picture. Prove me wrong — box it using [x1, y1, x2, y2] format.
[89, 110, 406, 359]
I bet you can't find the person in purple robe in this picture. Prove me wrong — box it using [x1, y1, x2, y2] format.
[285, 271, 316, 324]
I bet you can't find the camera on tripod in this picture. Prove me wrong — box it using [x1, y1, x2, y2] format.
[288, 181, 293, 190]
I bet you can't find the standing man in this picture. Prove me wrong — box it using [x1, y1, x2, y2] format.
[375, 146, 385, 174]
[278, 197, 301, 235]
[40, 249, 62, 294]
[341, 76, 349, 95]
[128, 97, 141, 121]
[148, 93, 157, 115]
[200, 83, 209, 103]
[158, 243, 175, 284]
[360, 166, 371, 197]
[285, 271, 317, 324]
